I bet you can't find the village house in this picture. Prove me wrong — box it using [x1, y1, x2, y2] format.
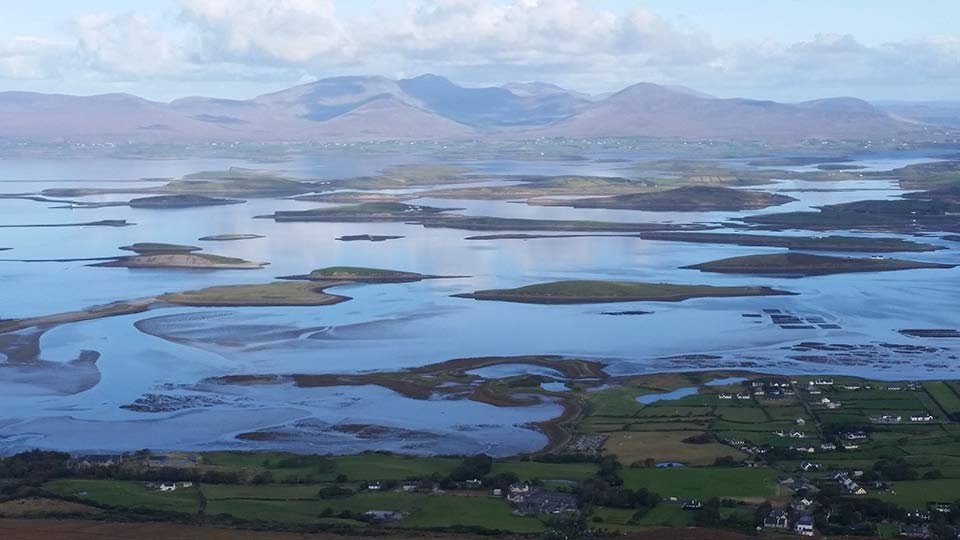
[811, 378, 834, 386]
[367, 481, 383, 491]
[736, 393, 751, 400]
[400, 482, 418, 492]
[799, 461, 820, 472]
[820, 443, 837, 451]
[510, 488, 578, 516]
[907, 509, 932, 521]
[764, 509, 790, 529]
[794, 514, 815, 536]
[910, 413, 934, 422]
[682, 500, 703, 510]
[718, 393, 733, 400]
[74, 454, 122, 469]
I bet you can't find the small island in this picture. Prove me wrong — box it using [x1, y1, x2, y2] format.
[533, 186, 795, 211]
[260, 202, 458, 222]
[684, 253, 955, 277]
[453, 280, 794, 304]
[0, 219, 131, 228]
[294, 192, 412, 204]
[158, 281, 349, 306]
[198, 234, 265, 242]
[637, 232, 942, 252]
[119, 243, 202, 254]
[128, 194, 245, 208]
[282, 266, 443, 283]
[336, 234, 404, 242]
[92, 253, 267, 270]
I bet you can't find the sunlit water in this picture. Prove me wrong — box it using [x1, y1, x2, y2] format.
[0, 152, 958, 455]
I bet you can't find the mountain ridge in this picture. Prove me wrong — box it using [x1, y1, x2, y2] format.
[0, 74, 945, 143]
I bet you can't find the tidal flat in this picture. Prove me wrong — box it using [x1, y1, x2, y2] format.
[1, 149, 959, 456]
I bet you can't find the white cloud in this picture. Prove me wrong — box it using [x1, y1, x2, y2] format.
[0, 1, 957, 100]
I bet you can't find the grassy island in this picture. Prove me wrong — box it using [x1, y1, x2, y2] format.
[198, 234, 265, 241]
[454, 280, 794, 304]
[118, 243, 201, 254]
[93, 253, 267, 270]
[128, 194, 245, 208]
[685, 252, 955, 276]
[262, 202, 457, 222]
[283, 266, 439, 283]
[638, 232, 942, 252]
[158, 281, 350, 307]
[535, 185, 795, 211]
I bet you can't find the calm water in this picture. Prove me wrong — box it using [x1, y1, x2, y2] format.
[1, 152, 958, 455]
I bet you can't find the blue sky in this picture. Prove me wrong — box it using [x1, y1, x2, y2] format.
[1, 1, 958, 101]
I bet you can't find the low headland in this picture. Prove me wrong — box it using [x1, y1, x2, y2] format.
[453, 280, 794, 304]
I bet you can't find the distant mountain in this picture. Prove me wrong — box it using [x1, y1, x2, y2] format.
[531, 84, 927, 141]
[0, 75, 945, 143]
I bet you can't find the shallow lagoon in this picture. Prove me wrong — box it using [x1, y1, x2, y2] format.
[1, 152, 958, 455]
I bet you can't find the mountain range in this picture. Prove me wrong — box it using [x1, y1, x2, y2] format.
[0, 74, 947, 143]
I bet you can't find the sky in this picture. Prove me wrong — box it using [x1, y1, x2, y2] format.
[1, 0, 958, 102]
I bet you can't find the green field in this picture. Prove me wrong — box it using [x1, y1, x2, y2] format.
[620, 467, 779, 500]
[206, 491, 544, 532]
[491, 461, 597, 482]
[925, 382, 960, 415]
[874, 479, 960, 508]
[203, 452, 460, 482]
[44, 479, 200, 514]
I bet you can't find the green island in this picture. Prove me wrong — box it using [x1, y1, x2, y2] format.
[42, 168, 322, 198]
[0, 267, 441, 334]
[127, 194, 245, 208]
[261, 202, 459, 222]
[418, 175, 654, 200]
[157, 281, 351, 307]
[282, 266, 443, 283]
[92, 253, 268, 270]
[636, 232, 943, 252]
[742, 193, 960, 234]
[198, 234, 265, 241]
[0, 219, 131, 228]
[684, 253, 955, 277]
[336, 234, 404, 242]
[7, 364, 959, 538]
[259, 202, 706, 232]
[294, 192, 414, 204]
[118, 243, 202, 254]
[453, 280, 794, 304]
[532, 186, 796, 212]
